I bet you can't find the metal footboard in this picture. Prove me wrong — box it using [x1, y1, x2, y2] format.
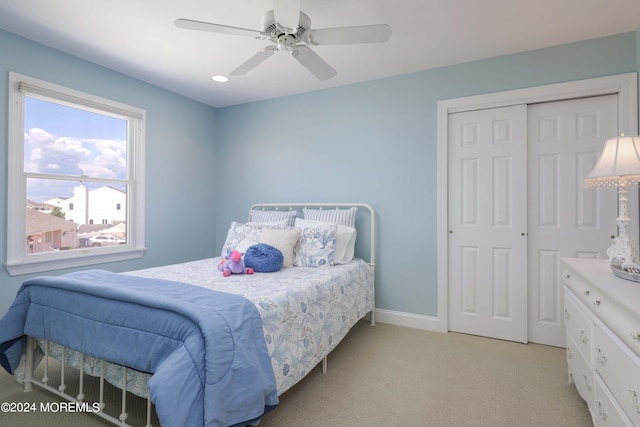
[23, 336, 154, 427]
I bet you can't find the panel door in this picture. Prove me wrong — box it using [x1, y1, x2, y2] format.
[448, 105, 528, 343]
[527, 94, 619, 347]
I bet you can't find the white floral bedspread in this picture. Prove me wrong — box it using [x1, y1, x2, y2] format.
[19, 258, 374, 398]
[128, 257, 375, 395]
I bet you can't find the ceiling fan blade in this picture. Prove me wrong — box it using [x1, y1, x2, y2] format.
[272, 0, 301, 33]
[303, 24, 392, 46]
[291, 45, 337, 81]
[229, 45, 278, 76]
[175, 18, 262, 38]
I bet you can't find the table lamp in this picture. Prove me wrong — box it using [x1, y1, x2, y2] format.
[584, 134, 640, 276]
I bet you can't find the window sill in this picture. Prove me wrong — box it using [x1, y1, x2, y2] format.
[5, 247, 146, 276]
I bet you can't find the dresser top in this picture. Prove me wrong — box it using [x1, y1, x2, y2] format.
[562, 257, 640, 318]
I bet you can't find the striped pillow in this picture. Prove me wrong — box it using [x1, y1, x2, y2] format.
[302, 207, 357, 228]
[249, 209, 297, 226]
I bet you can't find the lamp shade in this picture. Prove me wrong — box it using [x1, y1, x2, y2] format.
[584, 135, 640, 188]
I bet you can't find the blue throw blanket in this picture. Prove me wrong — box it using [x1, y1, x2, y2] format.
[0, 270, 278, 427]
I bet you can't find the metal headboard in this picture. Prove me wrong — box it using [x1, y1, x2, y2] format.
[249, 203, 376, 269]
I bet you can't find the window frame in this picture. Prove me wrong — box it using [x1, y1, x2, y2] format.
[6, 72, 146, 276]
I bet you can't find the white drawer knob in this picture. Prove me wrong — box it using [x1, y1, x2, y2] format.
[566, 346, 573, 360]
[579, 330, 588, 344]
[596, 400, 608, 420]
[595, 345, 608, 365]
[593, 299, 601, 307]
[630, 387, 640, 413]
[631, 330, 640, 342]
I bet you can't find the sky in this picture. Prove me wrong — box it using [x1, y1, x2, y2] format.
[24, 96, 128, 203]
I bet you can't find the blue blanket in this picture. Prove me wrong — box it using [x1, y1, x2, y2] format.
[0, 270, 278, 427]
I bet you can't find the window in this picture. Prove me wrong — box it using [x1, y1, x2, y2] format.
[7, 72, 146, 275]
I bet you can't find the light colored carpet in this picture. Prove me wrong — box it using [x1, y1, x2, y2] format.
[0, 321, 592, 426]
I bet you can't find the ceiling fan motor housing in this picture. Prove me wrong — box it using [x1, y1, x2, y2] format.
[261, 10, 311, 42]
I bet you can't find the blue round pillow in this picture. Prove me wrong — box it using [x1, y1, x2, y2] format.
[244, 243, 284, 273]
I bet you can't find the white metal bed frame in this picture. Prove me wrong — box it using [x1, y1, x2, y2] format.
[23, 336, 154, 426]
[20, 202, 376, 427]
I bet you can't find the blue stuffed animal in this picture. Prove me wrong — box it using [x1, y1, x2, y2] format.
[218, 250, 254, 277]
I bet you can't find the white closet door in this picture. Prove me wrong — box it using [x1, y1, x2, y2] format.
[527, 94, 618, 347]
[448, 105, 528, 343]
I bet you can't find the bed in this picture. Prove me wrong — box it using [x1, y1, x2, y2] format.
[0, 203, 376, 427]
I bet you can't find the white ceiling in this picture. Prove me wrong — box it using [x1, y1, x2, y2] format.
[1, 0, 640, 108]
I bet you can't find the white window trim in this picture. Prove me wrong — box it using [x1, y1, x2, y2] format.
[6, 72, 146, 276]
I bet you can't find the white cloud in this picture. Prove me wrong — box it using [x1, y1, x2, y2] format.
[24, 128, 127, 201]
[25, 129, 126, 178]
[78, 138, 127, 179]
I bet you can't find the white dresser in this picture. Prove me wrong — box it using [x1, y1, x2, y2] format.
[562, 258, 640, 426]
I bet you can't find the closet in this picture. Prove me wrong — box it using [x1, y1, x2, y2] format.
[447, 93, 622, 347]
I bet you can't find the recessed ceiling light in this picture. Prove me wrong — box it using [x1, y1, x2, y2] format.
[212, 75, 229, 83]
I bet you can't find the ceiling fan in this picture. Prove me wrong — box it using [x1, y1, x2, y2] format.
[175, 0, 392, 81]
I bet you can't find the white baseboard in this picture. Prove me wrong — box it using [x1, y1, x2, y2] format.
[374, 308, 447, 333]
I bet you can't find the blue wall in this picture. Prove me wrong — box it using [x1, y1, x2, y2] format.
[0, 28, 638, 320]
[214, 32, 638, 317]
[0, 29, 219, 316]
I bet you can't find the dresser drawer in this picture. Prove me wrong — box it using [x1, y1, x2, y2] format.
[595, 375, 633, 427]
[594, 324, 640, 425]
[567, 334, 595, 409]
[565, 289, 593, 361]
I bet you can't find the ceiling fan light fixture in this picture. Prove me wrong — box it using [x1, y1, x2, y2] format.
[212, 75, 230, 83]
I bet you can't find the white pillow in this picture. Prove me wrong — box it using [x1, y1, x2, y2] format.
[234, 237, 259, 254]
[259, 227, 301, 268]
[220, 222, 263, 258]
[302, 207, 357, 228]
[295, 218, 356, 264]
